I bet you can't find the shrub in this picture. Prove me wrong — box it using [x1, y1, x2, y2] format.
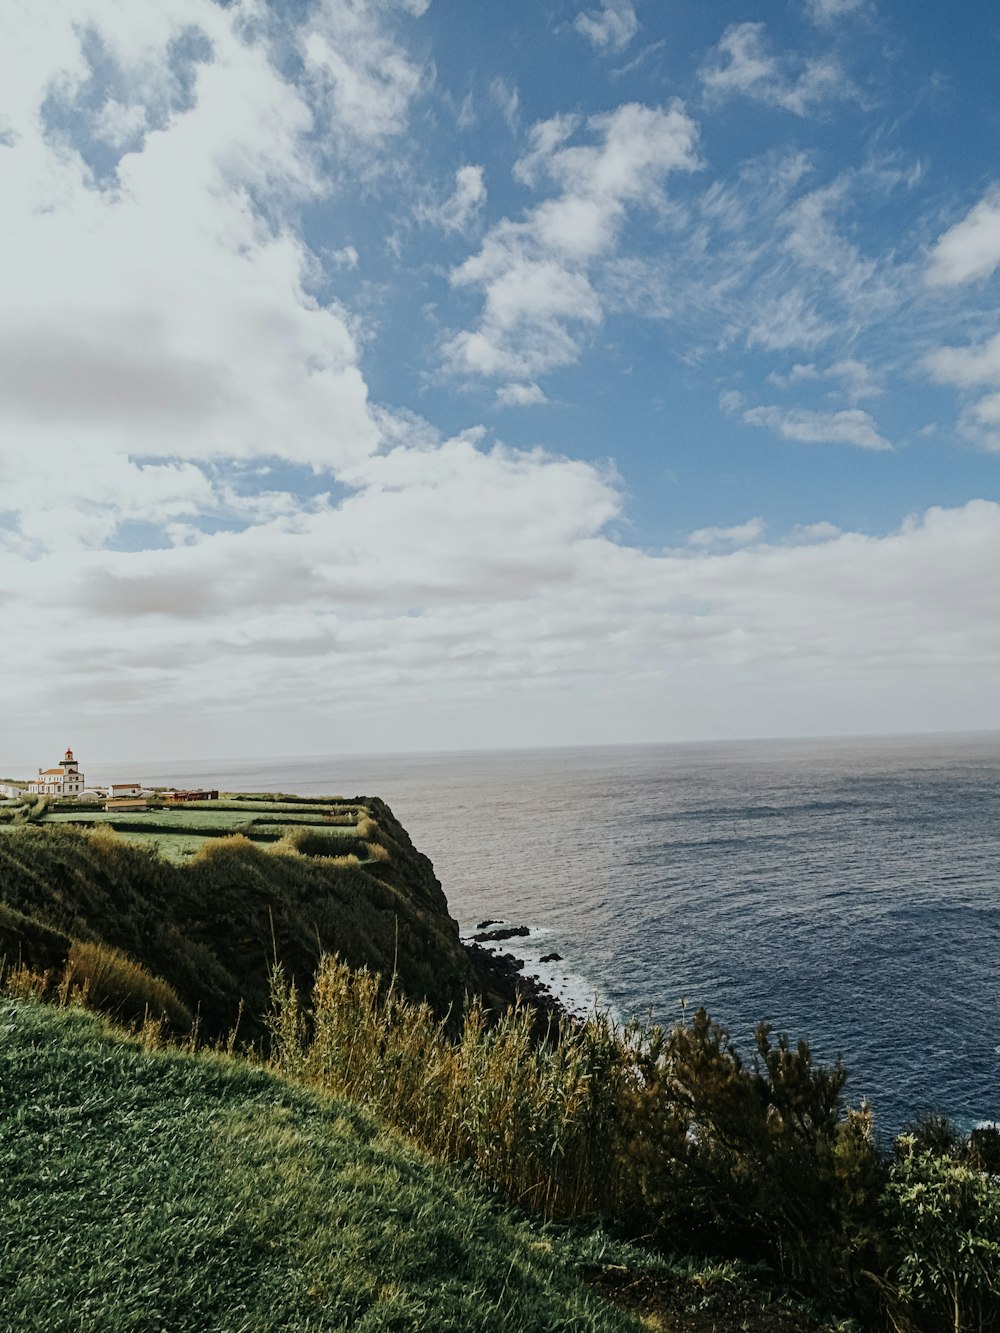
[189, 833, 258, 862]
[880, 1139, 1000, 1332]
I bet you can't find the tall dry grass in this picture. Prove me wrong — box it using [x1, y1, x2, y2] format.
[1, 943, 192, 1033]
[269, 956, 655, 1219]
[267, 954, 901, 1314]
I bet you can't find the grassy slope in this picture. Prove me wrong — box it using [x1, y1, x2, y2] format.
[0, 999, 639, 1333]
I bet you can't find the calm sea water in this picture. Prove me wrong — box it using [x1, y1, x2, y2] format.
[132, 734, 1000, 1139]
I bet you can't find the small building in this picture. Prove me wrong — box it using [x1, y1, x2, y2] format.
[0, 782, 25, 800]
[104, 798, 148, 812]
[108, 783, 142, 799]
[164, 789, 219, 802]
[28, 748, 86, 799]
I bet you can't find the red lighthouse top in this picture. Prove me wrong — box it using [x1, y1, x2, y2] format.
[64, 748, 75, 763]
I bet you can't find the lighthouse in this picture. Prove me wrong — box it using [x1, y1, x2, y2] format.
[27, 747, 86, 798]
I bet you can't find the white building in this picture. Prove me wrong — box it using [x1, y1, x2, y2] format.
[28, 748, 86, 798]
[108, 783, 142, 799]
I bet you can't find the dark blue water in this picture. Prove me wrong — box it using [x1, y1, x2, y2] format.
[133, 734, 1000, 1138]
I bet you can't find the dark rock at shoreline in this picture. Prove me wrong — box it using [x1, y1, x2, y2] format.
[539, 952, 563, 963]
[472, 924, 530, 943]
[463, 942, 568, 1034]
[476, 919, 500, 930]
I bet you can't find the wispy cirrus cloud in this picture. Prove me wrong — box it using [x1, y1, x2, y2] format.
[700, 22, 857, 116]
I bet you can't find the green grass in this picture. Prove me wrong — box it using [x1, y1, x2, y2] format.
[111, 831, 223, 863]
[0, 998, 641, 1333]
[44, 809, 259, 829]
[29, 802, 365, 863]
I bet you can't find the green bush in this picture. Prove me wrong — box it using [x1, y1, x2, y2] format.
[880, 1140, 1000, 1332]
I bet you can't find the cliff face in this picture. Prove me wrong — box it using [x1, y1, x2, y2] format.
[0, 795, 515, 1038]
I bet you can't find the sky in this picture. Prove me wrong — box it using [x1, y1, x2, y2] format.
[3, 0, 1000, 767]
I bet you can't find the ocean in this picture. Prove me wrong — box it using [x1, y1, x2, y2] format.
[134, 733, 1000, 1140]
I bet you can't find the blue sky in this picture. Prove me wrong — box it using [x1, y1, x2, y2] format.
[2, 0, 1000, 764]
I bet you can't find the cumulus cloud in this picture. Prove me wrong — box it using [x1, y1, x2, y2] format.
[574, 0, 639, 54]
[0, 0, 437, 555]
[925, 330, 1000, 389]
[926, 187, 1000, 287]
[925, 330, 1000, 450]
[443, 101, 699, 383]
[700, 23, 855, 116]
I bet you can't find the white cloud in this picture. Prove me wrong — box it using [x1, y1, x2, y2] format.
[496, 382, 547, 408]
[0, 0, 436, 555]
[700, 22, 855, 116]
[926, 331, 1000, 389]
[90, 97, 149, 149]
[5, 1, 1000, 762]
[805, 0, 866, 25]
[926, 187, 1000, 287]
[422, 164, 487, 233]
[604, 153, 911, 363]
[768, 358, 881, 401]
[328, 244, 360, 268]
[741, 404, 892, 450]
[300, 0, 429, 149]
[687, 517, 766, 548]
[574, 0, 639, 55]
[444, 101, 699, 382]
[490, 77, 520, 132]
[7, 482, 1000, 756]
[925, 331, 1000, 450]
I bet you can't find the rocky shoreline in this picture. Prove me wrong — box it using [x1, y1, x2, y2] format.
[463, 921, 580, 1032]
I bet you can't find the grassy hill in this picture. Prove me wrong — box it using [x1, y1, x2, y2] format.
[0, 998, 640, 1332]
[0, 796, 521, 1040]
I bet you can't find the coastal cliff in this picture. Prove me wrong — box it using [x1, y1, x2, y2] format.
[0, 793, 533, 1039]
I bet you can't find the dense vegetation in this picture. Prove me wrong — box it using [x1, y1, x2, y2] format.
[268, 956, 1000, 1331]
